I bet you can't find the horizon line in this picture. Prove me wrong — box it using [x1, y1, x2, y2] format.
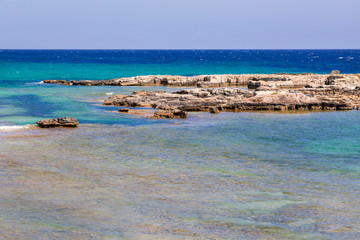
[1, 48, 360, 51]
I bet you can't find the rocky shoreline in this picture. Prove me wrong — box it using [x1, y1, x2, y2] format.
[44, 72, 360, 118]
[43, 72, 360, 89]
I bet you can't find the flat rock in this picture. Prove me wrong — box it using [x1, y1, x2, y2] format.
[104, 86, 358, 115]
[42, 73, 360, 90]
[37, 117, 79, 128]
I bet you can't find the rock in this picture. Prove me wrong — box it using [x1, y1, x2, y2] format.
[330, 70, 340, 75]
[173, 109, 187, 118]
[42, 73, 360, 92]
[160, 78, 168, 85]
[248, 81, 261, 89]
[203, 76, 211, 82]
[255, 77, 287, 82]
[104, 86, 356, 115]
[151, 110, 175, 119]
[209, 107, 220, 114]
[57, 117, 79, 127]
[118, 108, 130, 112]
[36, 118, 61, 128]
[150, 109, 187, 119]
[90, 73, 360, 117]
[37, 117, 79, 128]
[133, 90, 147, 95]
[325, 76, 341, 85]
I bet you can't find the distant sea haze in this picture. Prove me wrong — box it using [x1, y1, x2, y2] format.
[0, 50, 359, 82]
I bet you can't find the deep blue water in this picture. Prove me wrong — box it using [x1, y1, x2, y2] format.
[1, 50, 360, 82]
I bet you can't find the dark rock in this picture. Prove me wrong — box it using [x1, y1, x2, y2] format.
[118, 108, 130, 112]
[37, 117, 79, 128]
[203, 76, 211, 82]
[248, 81, 261, 89]
[305, 84, 312, 88]
[325, 76, 341, 85]
[36, 118, 61, 128]
[173, 109, 187, 118]
[209, 107, 220, 114]
[160, 78, 168, 85]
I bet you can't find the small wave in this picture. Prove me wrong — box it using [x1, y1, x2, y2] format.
[106, 92, 114, 95]
[0, 125, 30, 131]
[25, 81, 44, 86]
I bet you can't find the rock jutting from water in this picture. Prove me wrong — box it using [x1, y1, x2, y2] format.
[43, 72, 360, 88]
[104, 87, 358, 119]
[37, 117, 79, 128]
[44, 72, 360, 118]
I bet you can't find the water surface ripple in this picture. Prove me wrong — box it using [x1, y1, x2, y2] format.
[1, 112, 359, 239]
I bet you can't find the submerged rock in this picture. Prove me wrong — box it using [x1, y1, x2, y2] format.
[37, 117, 79, 128]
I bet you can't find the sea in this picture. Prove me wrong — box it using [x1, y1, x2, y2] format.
[0, 50, 359, 239]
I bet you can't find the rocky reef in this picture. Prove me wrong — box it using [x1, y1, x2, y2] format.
[37, 117, 79, 128]
[44, 72, 360, 118]
[104, 87, 358, 118]
[43, 73, 360, 89]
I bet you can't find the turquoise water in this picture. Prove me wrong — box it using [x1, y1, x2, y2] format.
[1, 112, 359, 239]
[0, 50, 359, 239]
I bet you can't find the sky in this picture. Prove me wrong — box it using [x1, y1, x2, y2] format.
[0, 0, 359, 49]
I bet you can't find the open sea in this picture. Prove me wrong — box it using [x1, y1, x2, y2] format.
[0, 50, 359, 239]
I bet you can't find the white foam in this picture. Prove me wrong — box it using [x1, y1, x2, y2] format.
[25, 81, 44, 86]
[106, 92, 114, 95]
[0, 125, 30, 131]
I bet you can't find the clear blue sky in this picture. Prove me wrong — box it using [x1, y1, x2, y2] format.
[0, 0, 359, 49]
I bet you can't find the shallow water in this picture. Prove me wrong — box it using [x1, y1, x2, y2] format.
[0, 50, 359, 239]
[1, 112, 359, 239]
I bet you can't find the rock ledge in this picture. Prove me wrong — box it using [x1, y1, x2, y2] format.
[37, 117, 79, 128]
